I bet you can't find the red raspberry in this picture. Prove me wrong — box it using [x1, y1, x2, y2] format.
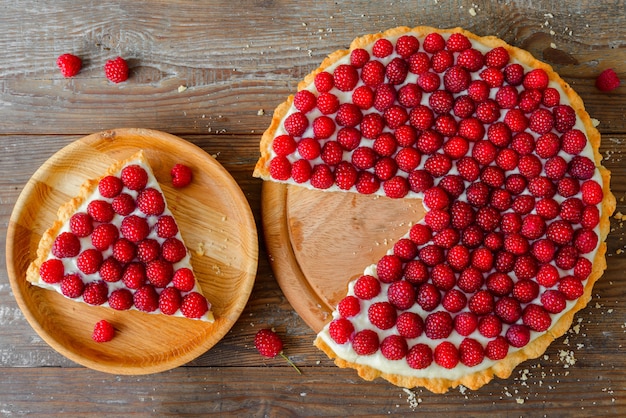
[522, 304, 552, 332]
[468, 290, 494, 315]
[350, 48, 370, 68]
[180, 292, 209, 319]
[561, 129, 587, 155]
[447, 245, 471, 271]
[374, 157, 398, 181]
[581, 205, 600, 229]
[40, 259, 65, 284]
[337, 127, 362, 151]
[424, 311, 453, 339]
[372, 38, 393, 58]
[495, 85, 518, 109]
[354, 171, 380, 194]
[338, 295, 361, 317]
[441, 289, 466, 313]
[468, 79, 490, 102]
[523, 68, 549, 90]
[392, 238, 418, 261]
[459, 338, 485, 367]
[352, 276, 381, 301]
[443, 136, 469, 160]
[120, 215, 149, 243]
[555, 245, 579, 270]
[108, 288, 133, 310]
[373, 133, 397, 157]
[360, 113, 385, 139]
[329, 318, 354, 344]
[98, 175, 123, 198]
[513, 279, 539, 303]
[380, 335, 408, 360]
[296, 138, 320, 161]
[485, 46, 510, 68]
[446, 33, 471, 51]
[503, 63, 524, 85]
[581, 180, 603, 205]
[443, 65, 470, 93]
[457, 48, 484, 72]
[431, 263, 456, 291]
[136, 189, 166, 219]
[495, 296, 522, 324]
[283, 112, 309, 137]
[373, 83, 396, 112]
[316, 92, 339, 115]
[457, 267, 484, 293]
[476, 99, 501, 124]
[504, 109, 529, 133]
[432, 228, 460, 249]
[382, 176, 409, 199]
[546, 220, 574, 245]
[161, 237, 187, 263]
[313, 116, 336, 140]
[541, 290, 567, 314]
[361, 60, 385, 87]
[397, 84, 422, 109]
[385, 57, 408, 84]
[431, 49, 454, 73]
[574, 228, 598, 253]
[423, 209, 451, 232]
[77, 249, 104, 274]
[453, 95, 476, 118]
[486, 272, 514, 296]
[352, 85, 375, 110]
[314, 71, 334, 93]
[409, 105, 434, 131]
[423, 32, 446, 53]
[158, 286, 183, 315]
[558, 276, 584, 300]
[352, 329, 379, 355]
[486, 336, 509, 360]
[69, 212, 93, 237]
[532, 239, 557, 263]
[333, 64, 358, 91]
[136, 238, 160, 263]
[554, 105, 577, 133]
[52, 232, 81, 258]
[395, 35, 420, 58]
[121, 164, 148, 191]
[310, 164, 334, 189]
[416, 283, 441, 311]
[409, 223, 432, 245]
[557, 177, 581, 198]
[406, 344, 433, 369]
[408, 51, 431, 75]
[320, 141, 342, 165]
[254, 328, 284, 358]
[172, 267, 196, 292]
[454, 311, 478, 336]
[56, 53, 82, 77]
[535, 133, 561, 160]
[529, 108, 555, 134]
[154, 215, 178, 238]
[506, 324, 531, 348]
[334, 161, 358, 190]
[104, 57, 129, 83]
[111, 193, 136, 216]
[396, 312, 424, 339]
[434, 341, 459, 369]
[146, 259, 174, 288]
[99, 257, 123, 282]
[417, 71, 441, 92]
[336, 103, 363, 128]
[170, 163, 193, 188]
[542, 87, 561, 107]
[83, 281, 109, 305]
[133, 284, 159, 312]
[376, 254, 403, 283]
[595, 68, 621, 92]
[293, 90, 317, 113]
[407, 169, 433, 193]
[87, 200, 114, 223]
[544, 155, 568, 180]
[91, 223, 119, 251]
[60, 273, 84, 298]
[92, 319, 115, 342]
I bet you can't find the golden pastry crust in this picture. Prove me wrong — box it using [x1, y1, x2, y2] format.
[26, 150, 148, 285]
[257, 26, 615, 393]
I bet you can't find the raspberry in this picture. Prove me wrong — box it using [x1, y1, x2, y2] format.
[350, 48, 370, 68]
[52, 232, 81, 258]
[459, 338, 485, 367]
[77, 249, 103, 274]
[485, 336, 509, 360]
[434, 341, 459, 369]
[558, 276, 584, 300]
[313, 116, 336, 139]
[40, 259, 65, 284]
[555, 245, 579, 270]
[121, 165, 148, 190]
[431, 264, 456, 291]
[423, 209, 450, 232]
[547, 220, 574, 245]
[60, 273, 84, 298]
[334, 161, 358, 190]
[536, 263, 560, 288]
[336, 103, 363, 127]
[396, 311, 424, 338]
[353, 274, 382, 301]
[374, 157, 398, 181]
[561, 129, 587, 155]
[447, 245, 471, 271]
[310, 164, 334, 189]
[355, 171, 380, 194]
[83, 281, 109, 305]
[385, 57, 408, 84]
[443, 136, 469, 159]
[136, 238, 160, 263]
[504, 108, 529, 133]
[352, 329, 379, 355]
[441, 289, 466, 313]
[372, 38, 393, 58]
[337, 127, 362, 150]
[453, 95, 476, 118]
[329, 318, 355, 344]
[553, 105, 577, 133]
[544, 155, 568, 179]
[443, 65, 470, 93]
[522, 304, 552, 332]
[320, 140, 342, 164]
[542, 87, 561, 107]
[424, 311, 453, 339]
[361, 60, 386, 87]
[382, 176, 409, 198]
[476, 100, 501, 125]
[393, 238, 418, 261]
[532, 239, 557, 263]
[581, 180, 603, 205]
[352, 85, 375, 109]
[314, 71, 334, 92]
[395, 35, 420, 58]
[158, 286, 182, 315]
[380, 335, 408, 360]
[69, 212, 94, 237]
[472, 140, 497, 166]
[574, 228, 598, 253]
[155, 215, 179, 238]
[283, 112, 309, 137]
[120, 214, 150, 243]
[170, 163, 193, 188]
[293, 90, 317, 113]
[495, 296, 522, 324]
[104, 57, 129, 83]
[417, 71, 441, 92]
[87, 200, 115, 223]
[316, 92, 340, 114]
[457, 267, 484, 293]
[296, 138, 321, 160]
[108, 288, 133, 310]
[254, 328, 283, 358]
[406, 343, 433, 369]
[373, 83, 396, 111]
[506, 324, 531, 348]
[112, 193, 136, 216]
[338, 295, 361, 317]
[432, 228, 460, 249]
[541, 290, 567, 314]
[92, 319, 115, 343]
[486, 272, 514, 296]
[523, 68, 549, 90]
[504, 63, 524, 85]
[431, 50, 454, 73]
[454, 312, 478, 336]
[417, 283, 441, 311]
[161, 237, 187, 263]
[133, 284, 159, 312]
[56, 53, 82, 77]
[468, 290, 494, 315]
[376, 254, 403, 283]
[457, 48, 484, 72]
[595, 68, 620, 92]
[513, 279, 539, 303]
[360, 113, 385, 139]
[383, 105, 408, 129]
[99, 257, 123, 282]
[397, 84, 422, 109]
[481, 67, 505, 88]
[136, 188, 165, 216]
[146, 259, 174, 288]
[333, 64, 359, 91]
[172, 267, 196, 292]
[529, 108, 555, 134]
[98, 175, 123, 198]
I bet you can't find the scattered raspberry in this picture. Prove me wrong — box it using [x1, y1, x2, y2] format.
[104, 57, 129, 83]
[92, 319, 115, 343]
[595, 68, 620, 92]
[56, 53, 82, 78]
[170, 163, 193, 187]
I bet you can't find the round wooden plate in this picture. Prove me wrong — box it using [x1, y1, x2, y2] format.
[262, 182, 424, 333]
[6, 128, 258, 375]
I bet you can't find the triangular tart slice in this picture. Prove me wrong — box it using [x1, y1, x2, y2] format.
[255, 26, 614, 393]
[26, 150, 214, 322]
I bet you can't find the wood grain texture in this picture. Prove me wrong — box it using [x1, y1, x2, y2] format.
[1, 0, 626, 415]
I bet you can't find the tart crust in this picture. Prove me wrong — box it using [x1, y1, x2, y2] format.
[255, 26, 615, 392]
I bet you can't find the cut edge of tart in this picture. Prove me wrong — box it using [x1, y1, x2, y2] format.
[26, 149, 215, 323]
[254, 25, 615, 393]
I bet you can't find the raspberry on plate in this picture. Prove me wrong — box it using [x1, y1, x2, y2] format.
[92, 319, 115, 343]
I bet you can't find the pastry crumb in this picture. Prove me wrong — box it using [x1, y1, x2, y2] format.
[177, 85, 187, 93]
[195, 241, 206, 256]
[257, 109, 265, 116]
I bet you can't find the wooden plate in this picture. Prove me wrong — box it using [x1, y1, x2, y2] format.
[6, 128, 258, 375]
[262, 182, 424, 333]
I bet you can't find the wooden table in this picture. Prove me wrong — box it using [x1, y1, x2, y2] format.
[1, 1, 625, 416]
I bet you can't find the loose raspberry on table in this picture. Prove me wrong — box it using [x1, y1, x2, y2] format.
[595, 68, 621, 92]
[56, 53, 82, 78]
[104, 57, 129, 83]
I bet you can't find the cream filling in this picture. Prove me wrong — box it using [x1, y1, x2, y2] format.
[264, 30, 603, 378]
[38, 158, 213, 321]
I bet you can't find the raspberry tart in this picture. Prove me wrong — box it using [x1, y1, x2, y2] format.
[26, 150, 214, 322]
[255, 26, 615, 392]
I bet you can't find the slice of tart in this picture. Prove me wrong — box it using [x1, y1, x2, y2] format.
[254, 26, 615, 392]
[26, 150, 214, 322]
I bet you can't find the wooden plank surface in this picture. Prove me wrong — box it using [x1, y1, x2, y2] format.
[1, 0, 626, 416]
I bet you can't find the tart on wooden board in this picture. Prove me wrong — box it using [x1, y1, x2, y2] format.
[255, 26, 615, 393]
